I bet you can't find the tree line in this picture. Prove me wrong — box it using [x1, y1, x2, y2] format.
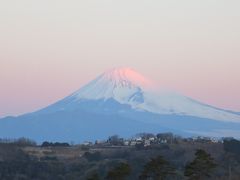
[87, 149, 217, 180]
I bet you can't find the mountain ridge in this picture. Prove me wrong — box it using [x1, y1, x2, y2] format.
[35, 67, 240, 123]
[0, 67, 240, 142]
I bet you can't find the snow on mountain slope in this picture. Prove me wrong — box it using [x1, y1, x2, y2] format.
[45, 67, 240, 123]
[137, 92, 240, 123]
[70, 67, 153, 104]
[1, 67, 240, 142]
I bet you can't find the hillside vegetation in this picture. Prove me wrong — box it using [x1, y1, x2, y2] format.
[0, 134, 240, 180]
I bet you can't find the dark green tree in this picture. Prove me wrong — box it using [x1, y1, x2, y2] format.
[223, 138, 240, 155]
[87, 171, 100, 180]
[106, 162, 131, 180]
[139, 155, 175, 180]
[108, 135, 124, 146]
[184, 149, 217, 180]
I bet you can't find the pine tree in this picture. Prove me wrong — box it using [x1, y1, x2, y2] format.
[106, 162, 131, 180]
[87, 171, 100, 180]
[184, 149, 217, 180]
[139, 155, 175, 180]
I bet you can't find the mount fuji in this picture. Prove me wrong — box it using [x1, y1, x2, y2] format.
[1, 67, 240, 142]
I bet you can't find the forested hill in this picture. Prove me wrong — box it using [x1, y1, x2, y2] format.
[0, 135, 240, 179]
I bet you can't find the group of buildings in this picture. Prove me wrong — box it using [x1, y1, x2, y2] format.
[82, 133, 224, 148]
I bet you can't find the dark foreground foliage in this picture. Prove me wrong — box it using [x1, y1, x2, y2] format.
[139, 155, 175, 180]
[0, 137, 240, 179]
[184, 149, 217, 180]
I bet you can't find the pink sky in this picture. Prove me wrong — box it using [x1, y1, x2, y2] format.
[0, 0, 240, 117]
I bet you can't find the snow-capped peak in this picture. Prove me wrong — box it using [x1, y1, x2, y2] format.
[61, 67, 240, 123]
[70, 67, 154, 104]
[101, 67, 154, 89]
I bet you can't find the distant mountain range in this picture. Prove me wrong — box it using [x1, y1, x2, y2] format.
[1, 67, 240, 143]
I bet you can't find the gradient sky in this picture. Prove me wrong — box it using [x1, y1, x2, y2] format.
[0, 0, 240, 117]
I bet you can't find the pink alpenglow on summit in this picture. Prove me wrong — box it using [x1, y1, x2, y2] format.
[71, 67, 156, 103]
[102, 67, 155, 89]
